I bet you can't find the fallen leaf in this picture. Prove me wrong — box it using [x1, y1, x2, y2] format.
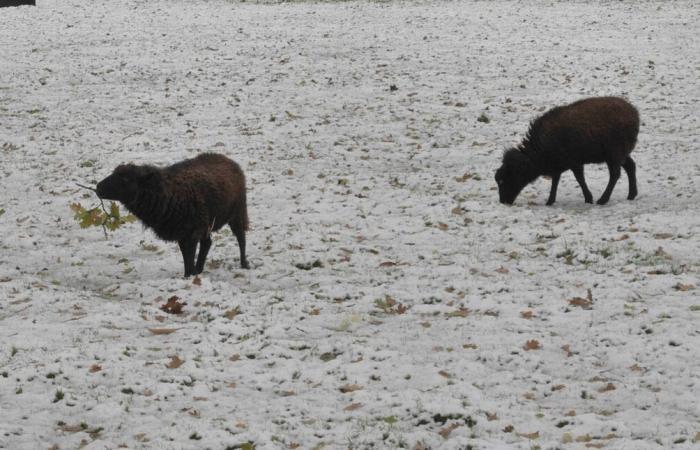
[166, 356, 184, 369]
[379, 261, 397, 267]
[89, 364, 102, 373]
[439, 423, 460, 439]
[518, 431, 540, 440]
[523, 339, 541, 351]
[160, 295, 186, 315]
[674, 283, 695, 291]
[344, 403, 363, 411]
[437, 222, 449, 231]
[561, 344, 573, 357]
[148, 328, 178, 335]
[576, 434, 592, 443]
[438, 370, 452, 379]
[495, 266, 509, 274]
[598, 382, 616, 393]
[462, 343, 478, 349]
[229, 354, 241, 362]
[612, 234, 629, 241]
[192, 276, 202, 286]
[520, 310, 534, 319]
[503, 425, 514, 433]
[565, 410, 576, 417]
[486, 412, 498, 421]
[551, 384, 566, 391]
[420, 321, 431, 328]
[653, 232, 673, 239]
[446, 307, 470, 318]
[224, 306, 242, 320]
[339, 384, 362, 393]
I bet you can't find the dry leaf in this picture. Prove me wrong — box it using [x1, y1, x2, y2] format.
[674, 283, 695, 291]
[438, 370, 452, 379]
[420, 321, 431, 328]
[495, 266, 509, 274]
[653, 232, 673, 239]
[344, 403, 363, 411]
[561, 344, 574, 357]
[437, 222, 449, 231]
[413, 441, 429, 450]
[523, 339, 541, 351]
[230, 354, 241, 362]
[446, 307, 470, 318]
[518, 431, 540, 440]
[166, 356, 184, 369]
[598, 382, 616, 393]
[339, 384, 362, 393]
[278, 390, 296, 397]
[224, 306, 242, 320]
[576, 434, 592, 443]
[439, 423, 460, 439]
[89, 364, 102, 373]
[520, 310, 534, 319]
[463, 343, 478, 349]
[148, 328, 178, 335]
[379, 261, 397, 267]
[160, 295, 186, 315]
[565, 410, 576, 417]
[503, 425, 514, 433]
[568, 294, 593, 309]
[486, 412, 498, 421]
[192, 276, 202, 286]
[612, 234, 629, 241]
[551, 384, 566, 391]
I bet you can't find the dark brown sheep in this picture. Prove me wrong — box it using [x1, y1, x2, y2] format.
[495, 96, 640, 205]
[96, 153, 249, 277]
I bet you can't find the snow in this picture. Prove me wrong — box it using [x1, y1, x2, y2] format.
[1, 0, 699, 448]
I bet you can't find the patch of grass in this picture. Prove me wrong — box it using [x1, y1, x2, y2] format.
[53, 390, 64, 403]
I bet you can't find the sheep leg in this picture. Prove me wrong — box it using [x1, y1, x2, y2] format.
[597, 162, 621, 205]
[622, 156, 638, 200]
[546, 173, 561, 206]
[571, 165, 593, 204]
[178, 238, 197, 277]
[195, 236, 212, 275]
[230, 222, 249, 269]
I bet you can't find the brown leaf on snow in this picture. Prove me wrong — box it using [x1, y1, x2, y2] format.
[89, 364, 102, 373]
[230, 354, 241, 362]
[569, 289, 594, 309]
[523, 339, 541, 351]
[565, 410, 577, 417]
[379, 261, 397, 267]
[503, 425, 514, 433]
[462, 343, 478, 349]
[446, 307, 471, 318]
[420, 321, 431, 328]
[486, 412, 498, 421]
[413, 441, 429, 450]
[598, 382, 616, 393]
[520, 310, 534, 319]
[439, 423, 460, 439]
[612, 234, 629, 241]
[224, 306, 242, 320]
[160, 295, 186, 315]
[438, 370, 452, 379]
[561, 344, 574, 357]
[339, 383, 363, 393]
[166, 356, 184, 369]
[495, 266, 509, 274]
[551, 384, 566, 391]
[148, 328, 178, 335]
[344, 402, 363, 411]
[518, 431, 540, 440]
[437, 222, 449, 231]
[674, 283, 695, 291]
[653, 232, 673, 239]
[192, 276, 202, 286]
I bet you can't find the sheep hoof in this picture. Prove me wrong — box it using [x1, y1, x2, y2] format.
[596, 198, 609, 205]
[584, 197, 593, 204]
[241, 261, 250, 270]
[628, 192, 637, 200]
[545, 200, 555, 206]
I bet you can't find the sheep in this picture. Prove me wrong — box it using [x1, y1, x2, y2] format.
[96, 153, 249, 277]
[494, 96, 640, 206]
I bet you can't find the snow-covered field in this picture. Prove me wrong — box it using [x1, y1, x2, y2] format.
[1, 1, 699, 448]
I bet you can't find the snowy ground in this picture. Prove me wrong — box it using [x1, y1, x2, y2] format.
[1, 1, 699, 449]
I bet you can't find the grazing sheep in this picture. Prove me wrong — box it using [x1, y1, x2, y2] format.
[96, 153, 249, 277]
[494, 96, 639, 205]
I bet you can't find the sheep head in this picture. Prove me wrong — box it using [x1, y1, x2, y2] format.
[495, 148, 535, 205]
[97, 164, 160, 204]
